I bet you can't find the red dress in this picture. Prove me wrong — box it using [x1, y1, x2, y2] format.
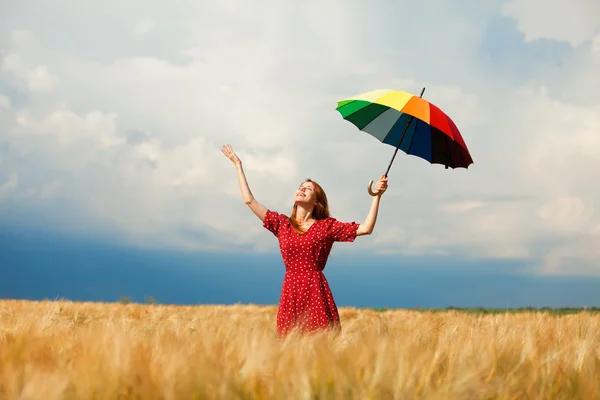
[263, 209, 359, 336]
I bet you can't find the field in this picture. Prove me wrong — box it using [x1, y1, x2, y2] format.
[1, 300, 599, 399]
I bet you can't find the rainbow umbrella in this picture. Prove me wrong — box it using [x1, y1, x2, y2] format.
[336, 87, 473, 195]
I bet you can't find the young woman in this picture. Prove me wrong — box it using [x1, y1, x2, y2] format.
[222, 144, 388, 336]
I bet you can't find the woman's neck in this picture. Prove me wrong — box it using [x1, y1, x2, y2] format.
[295, 205, 314, 223]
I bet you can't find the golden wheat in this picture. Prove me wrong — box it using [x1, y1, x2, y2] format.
[1, 299, 599, 399]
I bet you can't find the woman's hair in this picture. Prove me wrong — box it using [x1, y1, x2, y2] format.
[290, 178, 330, 234]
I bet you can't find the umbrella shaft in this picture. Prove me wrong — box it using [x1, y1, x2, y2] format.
[384, 116, 414, 177]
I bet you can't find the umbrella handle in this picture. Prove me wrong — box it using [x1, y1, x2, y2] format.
[367, 180, 379, 196]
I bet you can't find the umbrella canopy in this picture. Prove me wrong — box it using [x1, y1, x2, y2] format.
[336, 88, 473, 169]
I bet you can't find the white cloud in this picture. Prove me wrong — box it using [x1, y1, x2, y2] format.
[1, 0, 600, 274]
[0, 173, 18, 198]
[0, 93, 12, 110]
[502, 0, 600, 46]
[540, 233, 600, 276]
[538, 197, 588, 232]
[132, 18, 155, 36]
[440, 201, 487, 214]
[20, 180, 62, 199]
[2, 52, 57, 93]
[593, 34, 600, 53]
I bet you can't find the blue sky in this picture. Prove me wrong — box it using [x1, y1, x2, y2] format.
[1, 0, 600, 307]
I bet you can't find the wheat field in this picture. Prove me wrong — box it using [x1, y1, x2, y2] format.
[1, 300, 599, 399]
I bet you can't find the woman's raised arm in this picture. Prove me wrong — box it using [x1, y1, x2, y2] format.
[356, 175, 388, 236]
[222, 144, 268, 222]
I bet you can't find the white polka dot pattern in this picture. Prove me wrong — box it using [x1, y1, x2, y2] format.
[263, 209, 359, 336]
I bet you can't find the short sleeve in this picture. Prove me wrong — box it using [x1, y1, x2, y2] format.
[263, 210, 284, 237]
[328, 218, 359, 242]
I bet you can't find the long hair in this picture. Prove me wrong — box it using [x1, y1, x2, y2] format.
[290, 178, 330, 234]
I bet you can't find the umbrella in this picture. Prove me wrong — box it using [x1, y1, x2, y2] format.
[336, 87, 473, 195]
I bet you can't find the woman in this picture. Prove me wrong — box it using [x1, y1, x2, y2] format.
[222, 144, 388, 336]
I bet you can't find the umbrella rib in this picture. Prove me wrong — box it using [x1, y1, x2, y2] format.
[406, 121, 417, 155]
[444, 134, 454, 169]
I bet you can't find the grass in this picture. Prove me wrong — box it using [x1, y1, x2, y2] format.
[369, 306, 600, 315]
[1, 299, 599, 399]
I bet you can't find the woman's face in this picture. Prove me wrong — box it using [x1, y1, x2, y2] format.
[295, 181, 317, 207]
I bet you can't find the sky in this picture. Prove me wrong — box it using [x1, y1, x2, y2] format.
[1, 0, 600, 308]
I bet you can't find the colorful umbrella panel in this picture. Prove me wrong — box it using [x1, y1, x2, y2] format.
[336, 89, 473, 170]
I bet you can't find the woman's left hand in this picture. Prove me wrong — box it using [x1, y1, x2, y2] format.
[374, 175, 388, 196]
